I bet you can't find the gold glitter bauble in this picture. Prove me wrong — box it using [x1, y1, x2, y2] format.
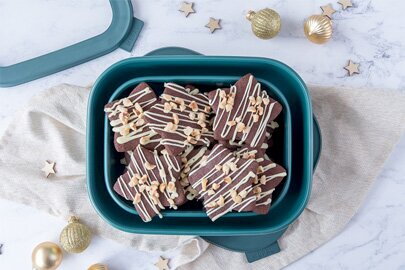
[304, 15, 332, 44]
[246, 8, 281, 39]
[88, 263, 109, 270]
[32, 242, 63, 270]
[59, 216, 92, 253]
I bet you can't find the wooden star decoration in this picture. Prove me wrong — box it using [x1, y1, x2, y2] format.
[321, 4, 336, 19]
[41, 161, 56, 178]
[344, 60, 360, 76]
[205, 17, 221, 33]
[154, 256, 169, 270]
[338, 0, 353, 9]
[179, 2, 195, 17]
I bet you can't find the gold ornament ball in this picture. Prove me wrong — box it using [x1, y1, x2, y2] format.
[246, 8, 281, 39]
[304, 15, 333, 44]
[59, 216, 92, 253]
[32, 242, 63, 270]
[88, 263, 109, 270]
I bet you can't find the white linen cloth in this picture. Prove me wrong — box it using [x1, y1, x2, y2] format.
[0, 84, 404, 269]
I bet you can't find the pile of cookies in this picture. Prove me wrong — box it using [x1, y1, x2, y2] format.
[105, 74, 287, 222]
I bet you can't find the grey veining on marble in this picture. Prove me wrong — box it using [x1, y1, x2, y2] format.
[0, 0, 404, 269]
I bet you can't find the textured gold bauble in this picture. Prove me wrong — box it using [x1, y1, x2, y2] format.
[246, 8, 281, 39]
[59, 216, 92, 253]
[304, 15, 332, 44]
[32, 242, 63, 270]
[88, 263, 109, 270]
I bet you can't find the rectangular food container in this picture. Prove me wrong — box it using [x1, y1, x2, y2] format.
[87, 53, 313, 236]
[104, 76, 292, 218]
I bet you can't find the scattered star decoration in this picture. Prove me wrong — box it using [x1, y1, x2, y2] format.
[344, 60, 360, 76]
[155, 256, 170, 270]
[338, 0, 353, 10]
[179, 2, 195, 17]
[41, 161, 56, 178]
[205, 17, 221, 33]
[321, 4, 336, 19]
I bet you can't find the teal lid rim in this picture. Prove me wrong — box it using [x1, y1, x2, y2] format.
[0, 0, 143, 87]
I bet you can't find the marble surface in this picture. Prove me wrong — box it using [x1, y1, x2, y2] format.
[1, 0, 405, 269]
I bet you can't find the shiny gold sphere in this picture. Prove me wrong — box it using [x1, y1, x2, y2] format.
[304, 15, 333, 44]
[59, 216, 92, 253]
[32, 242, 63, 270]
[88, 263, 109, 270]
[246, 8, 281, 39]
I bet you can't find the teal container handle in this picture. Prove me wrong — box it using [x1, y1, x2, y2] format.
[0, 0, 143, 87]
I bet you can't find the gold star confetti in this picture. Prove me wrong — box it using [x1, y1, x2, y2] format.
[344, 60, 360, 76]
[205, 18, 221, 33]
[154, 257, 169, 270]
[321, 4, 336, 19]
[41, 161, 56, 177]
[338, 0, 353, 9]
[179, 2, 195, 17]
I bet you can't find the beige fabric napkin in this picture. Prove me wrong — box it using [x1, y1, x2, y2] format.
[0, 84, 404, 270]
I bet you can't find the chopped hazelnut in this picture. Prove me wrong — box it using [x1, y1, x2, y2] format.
[120, 127, 130, 136]
[159, 183, 166, 193]
[260, 175, 267, 185]
[227, 120, 236, 127]
[222, 164, 230, 175]
[136, 118, 145, 126]
[134, 103, 143, 114]
[232, 195, 242, 204]
[224, 176, 232, 184]
[133, 193, 141, 204]
[263, 97, 270, 105]
[257, 106, 264, 116]
[217, 195, 225, 207]
[212, 183, 220, 190]
[179, 104, 187, 112]
[230, 189, 237, 198]
[206, 201, 217, 208]
[239, 190, 248, 199]
[183, 126, 194, 136]
[215, 164, 222, 171]
[140, 136, 150, 145]
[256, 96, 263, 105]
[123, 98, 133, 107]
[201, 178, 208, 191]
[247, 106, 256, 113]
[189, 101, 198, 112]
[225, 104, 233, 112]
[253, 186, 262, 194]
[236, 122, 246, 132]
[253, 114, 260, 123]
[249, 96, 256, 105]
[207, 189, 215, 196]
[172, 113, 180, 125]
[162, 94, 172, 101]
[163, 102, 172, 113]
[204, 105, 211, 113]
[189, 112, 196, 120]
[145, 161, 156, 170]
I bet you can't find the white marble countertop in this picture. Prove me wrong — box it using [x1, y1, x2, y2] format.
[1, 0, 405, 269]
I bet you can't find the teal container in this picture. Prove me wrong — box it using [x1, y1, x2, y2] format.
[87, 51, 313, 236]
[104, 76, 292, 218]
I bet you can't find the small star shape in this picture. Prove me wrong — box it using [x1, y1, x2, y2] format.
[41, 161, 56, 178]
[179, 2, 195, 17]
[154, 256, 169, 270]
[321, 4, 336, 19]
[344, 60, 360, 76]
[205, 18, 221, 33]
[338, 0, 353, 9]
